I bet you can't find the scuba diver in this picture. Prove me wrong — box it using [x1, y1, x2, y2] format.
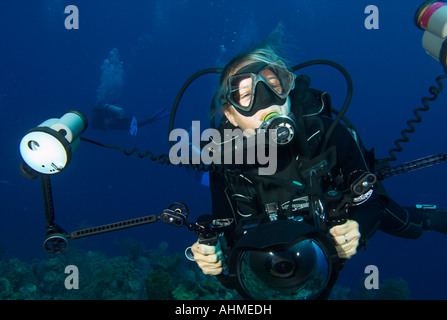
[91, 103, 170, 135]
[16, 2, 447, 301]
[187, 39, 447, 299]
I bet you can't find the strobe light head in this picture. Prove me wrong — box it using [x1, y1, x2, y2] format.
[415, 1, 447, 72]
[19, 110, 88, 175]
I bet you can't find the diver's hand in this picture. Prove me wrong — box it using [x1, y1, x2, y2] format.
[191, 241, 224, 275]
[329, 219, 360, 259]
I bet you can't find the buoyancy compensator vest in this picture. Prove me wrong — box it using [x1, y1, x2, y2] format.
[214, 74, 340, 229]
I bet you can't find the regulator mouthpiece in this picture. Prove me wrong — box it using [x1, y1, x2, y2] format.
[261, 112, 280, 122]
[19, 110, 88, 175]
[259, 113, 297, 146]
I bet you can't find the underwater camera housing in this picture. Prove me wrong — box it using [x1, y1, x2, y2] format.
[415, 1, 447, 73]
[19, 110, 88, 175]
[221, 220, 341, 300]
[215, 170, 377, 300]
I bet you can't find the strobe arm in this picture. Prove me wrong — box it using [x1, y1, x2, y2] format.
[44, 201, 213, 253]
[68, 202, 190, 240]
[68, 215, 159, 239]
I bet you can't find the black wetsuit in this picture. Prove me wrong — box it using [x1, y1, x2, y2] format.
[208, 87, 434, 250]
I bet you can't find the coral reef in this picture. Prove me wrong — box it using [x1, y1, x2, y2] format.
[0, 242, 410, 300]
[0, 241, 239, 300]
[146, 270, 174, 300]
[357, 277, 411, 300]
[0, 246, 146, 300]
[329, 275, 411, 300]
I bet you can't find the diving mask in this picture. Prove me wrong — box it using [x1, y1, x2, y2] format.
[220, 62, 296, 117]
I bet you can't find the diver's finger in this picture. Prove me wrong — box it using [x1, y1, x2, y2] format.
[201, 265, 223, 275]
[194, 252, 221, 264]
[346, 228, 361, 243]
[330, 219, 358, 236]
[197, 258, 223, 268]
[196, 258, 223, 274]
[332, 235, 347, 246]
[191, 242, 215, 255]
[335, 244, 358, 259]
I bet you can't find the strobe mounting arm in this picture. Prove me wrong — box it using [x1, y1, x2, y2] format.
[44, 201, 214, 253]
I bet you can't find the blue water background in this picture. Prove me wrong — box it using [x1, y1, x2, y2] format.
[0, 0, 446, 299]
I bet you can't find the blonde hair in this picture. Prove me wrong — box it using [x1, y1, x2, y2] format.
[211, 24, 289, 121]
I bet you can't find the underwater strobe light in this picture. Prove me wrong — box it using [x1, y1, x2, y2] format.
[415, 1, 447, 73]
[19, 110, 88, 175]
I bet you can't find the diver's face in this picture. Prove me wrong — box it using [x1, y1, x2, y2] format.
[224, 98, 291, 137]
[223, 62, 292, 136]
